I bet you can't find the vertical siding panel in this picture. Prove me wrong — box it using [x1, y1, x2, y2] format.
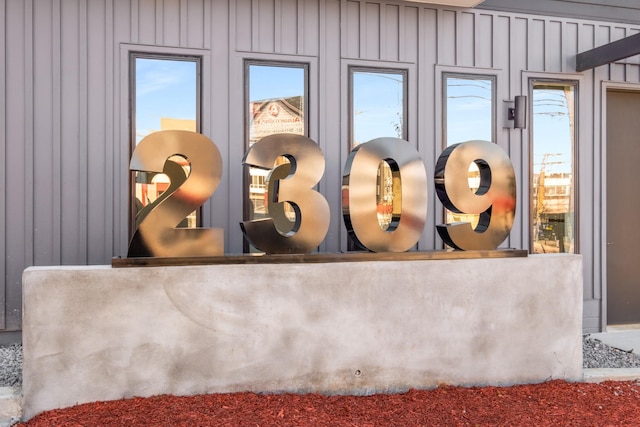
[78, 0, 89, 264]
[402, 6, 418, 64]
[563, 22, 578, 73]
[138, 0, 156, 44]
[86, 0, 108, 264]
[438, 10, 455, 65]
[364, 2, 380, 60]
[155, 0, 163, 45]
[4, 1, 29, 330]
[610, 27, 626, 81]
[179, 0, 188, 47]
[131, 0, 139, 43]
[320, 0, 342, 251]
[384, 4, 399, 62]
[163, 0, 180, 46]
[113, 0, 131, 255]
[596, 26, 611, 80]
[512, 17, 528, 247]
[24, 0, 35, 277]
[187, 0, 205, 48]
[545, 20, 561, 72]
[209, 0, 230, 246]
[626, 28, 640, 82]
[591, 24, 606, 303]
[579, 74, 596, 314]
[257, 0, 275, 52]
[59, 0, 80, 264]
[273, 0, 282, 52]
[52, 0, 62, 264]
[421, 7, 438, 250]
[456, 11, 474, 67]
[301, 0, 319, 56]
[579, 23, 597, 302]
[235, 0, 252, 51]
[22, 0, 34, 328]
[496, 15, 522, 249]
[280, 0, 298, 54]
[592, 21, 609, 307]
[528, 19, 544, 71]
[494, 16, 509, 80]
[227, 4, 246, 252]
[0, 0, 7, 329]
[105, 0, 115, 259]
[476, 13, 492, 69]
[344, 1, 360, 58]
[33, 0, 56, 266]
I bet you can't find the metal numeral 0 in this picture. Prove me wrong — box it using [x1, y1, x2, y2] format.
[434, 140, 516, 250]
[342, 138, 428, 252]
[128, 130, 224, 257]
[240, 133, 330, 254]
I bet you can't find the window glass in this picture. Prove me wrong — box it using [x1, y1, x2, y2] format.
[531, 82, 576, 254]
[445, 75, 494, 145]
[350, 68, 407, 234]
[443, 74, 495, 229]
[131, 55, 199, 235]
[245, 63, 307, 250]
[351, 70, 406, 145]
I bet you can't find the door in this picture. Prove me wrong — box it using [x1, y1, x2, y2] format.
[607, 89, 640, 325]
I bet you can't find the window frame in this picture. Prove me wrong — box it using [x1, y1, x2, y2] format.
[348, 66, 409, 147]
[128, 51, 203, 240]
[528, 78, 580, 254]
[442, 72, 497, 148]
[242, 59, 310, 252]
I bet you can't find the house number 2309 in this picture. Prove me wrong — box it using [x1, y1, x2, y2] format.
[128, 130, 516, 257]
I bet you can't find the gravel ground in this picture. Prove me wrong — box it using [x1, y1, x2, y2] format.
[0, 336, 637, 388]
[0, 344, 22, 388]
[582, 334, 640, 368]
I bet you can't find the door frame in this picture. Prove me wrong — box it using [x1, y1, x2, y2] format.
[601, 81, 640, 330]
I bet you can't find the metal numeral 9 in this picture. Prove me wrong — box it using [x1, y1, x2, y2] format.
[434, 140, 516, 250]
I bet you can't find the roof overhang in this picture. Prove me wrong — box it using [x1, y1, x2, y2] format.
[576, 32, 640, 72]
[406, 0, 485, 7]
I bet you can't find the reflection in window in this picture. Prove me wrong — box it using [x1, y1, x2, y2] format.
[350, 68, 406, 233]
[245, 62, 307, 249]
[531, 82, 576, 254]
[131, 55, 200, 235]
[443, 74, 495, 229]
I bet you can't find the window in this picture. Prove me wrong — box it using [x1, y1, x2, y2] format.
[531, 81, 577, 254]
[349, 67, 407, 235]
[129, 53, 201, 238]
[443, 74, 495, 146]
[244, 61, 308, 251]
[443, 73, 496, 229]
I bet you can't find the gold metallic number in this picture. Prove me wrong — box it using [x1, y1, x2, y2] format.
[434, 140, 516, 250]
[240, 133, 330, 254]
[342, 138, 428, 252]
[128, 130, 224, 257]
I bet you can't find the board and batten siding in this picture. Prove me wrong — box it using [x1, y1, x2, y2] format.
[2, 0, 640, 335]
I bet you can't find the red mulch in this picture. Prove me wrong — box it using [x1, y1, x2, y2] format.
[19, 380, 640, 426]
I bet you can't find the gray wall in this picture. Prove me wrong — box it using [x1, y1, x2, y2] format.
[3, 0, 640, 336]
[479, 0, 640, 25]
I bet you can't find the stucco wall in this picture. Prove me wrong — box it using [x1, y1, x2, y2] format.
[22, 254, 583, 420]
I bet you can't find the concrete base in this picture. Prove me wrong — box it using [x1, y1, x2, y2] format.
[22, 253, 583, 420]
